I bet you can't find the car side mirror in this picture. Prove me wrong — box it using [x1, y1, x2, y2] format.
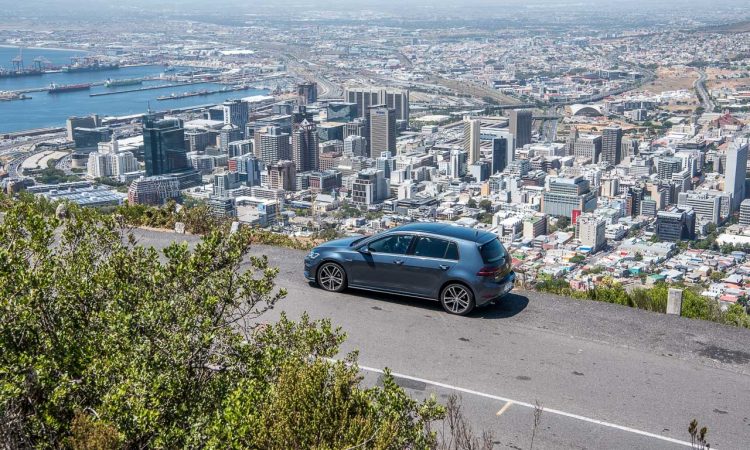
[359, 246, 370, 254]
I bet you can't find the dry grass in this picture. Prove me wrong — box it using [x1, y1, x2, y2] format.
[642, 67, 699, 93]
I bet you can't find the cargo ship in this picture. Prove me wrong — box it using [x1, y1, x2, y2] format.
[48, 83, 92, 94]
[0, 68, 43, 79]
[104, 78, 143, 87]
[62, 61, 119, 73]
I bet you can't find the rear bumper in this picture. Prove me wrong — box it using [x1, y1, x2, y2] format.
[475, 271, 516, 306]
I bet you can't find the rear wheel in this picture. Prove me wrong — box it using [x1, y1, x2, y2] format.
[440, 283, 475, 315]
[317, 262, 347, 293]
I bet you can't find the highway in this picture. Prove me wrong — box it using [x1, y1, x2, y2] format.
[695, 70, 715, 112]
[134, 229, 750, 449]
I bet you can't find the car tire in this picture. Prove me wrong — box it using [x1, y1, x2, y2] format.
[317, 262, 347, 293]
[440, 283, 475, 315]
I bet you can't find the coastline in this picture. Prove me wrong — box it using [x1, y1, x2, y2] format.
[0, 44, 88, 53]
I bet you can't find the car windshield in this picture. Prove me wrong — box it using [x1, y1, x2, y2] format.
[479, 238, 506, 265]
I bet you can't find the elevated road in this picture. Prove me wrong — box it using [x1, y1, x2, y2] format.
[695, 70, 715, 112]
[133, 229, 750, 449]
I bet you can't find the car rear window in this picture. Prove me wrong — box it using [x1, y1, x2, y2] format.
[479, 238, 506, 265]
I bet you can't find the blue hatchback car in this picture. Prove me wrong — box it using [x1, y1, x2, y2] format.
[304, 223, 515, 315]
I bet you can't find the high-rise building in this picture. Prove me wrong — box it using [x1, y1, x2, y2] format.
[66, 115, 101, 141]
[213, 171, 242, 197]
[292, 120, 319, 173]
[577, 213, 606, 252]
[127, 176, 180, 205]
[254, 126, 291, 166]
[450, 149, 467, 178]
[227, 140, 253, 158]
[462, 116, 481, 165]
[219, 124, 242, 153]
[143, 116, 189, 177]
[656, 207, 696, 242]
[601, 126, 623, 165]
[230, 154, 263, 187]
[657, 157, 683, 181]
[621, 136, 639, 159]
[677, 191, 722, 225]
[297, 82, 318, 105]
[509, 109, 532, 148]
[185, 129, 210, 153]
[376, 151, 395, 179]
[369, 106, 397, 156]
[344, 135, 367, 157]
[267, 160, 297, 191]
[542, 176, 598, 218]
[345, 87, 409, 121]
[740, 199, 750, 225]
[327, 102, 358, 122]
[491, 132, 515, 174]
[573, 135, 602, 163]
[725, 142, 749, 212]
[222, 100, 249, 130]
[351, 168, 389, 206]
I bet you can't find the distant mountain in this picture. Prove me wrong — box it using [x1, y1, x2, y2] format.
[700, 20, 750, 34]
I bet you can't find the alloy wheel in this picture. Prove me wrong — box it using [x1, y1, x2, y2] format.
[318, 263, 345, 292]
[441, 284, 474, 315]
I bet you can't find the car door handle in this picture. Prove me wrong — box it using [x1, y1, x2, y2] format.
[439, 264, 450, 270]
[394, 259, 404, 265]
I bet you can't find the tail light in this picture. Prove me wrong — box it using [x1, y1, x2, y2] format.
[477, 267, 500, 277]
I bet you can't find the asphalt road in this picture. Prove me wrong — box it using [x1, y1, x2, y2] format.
[132, 229, 750, 449]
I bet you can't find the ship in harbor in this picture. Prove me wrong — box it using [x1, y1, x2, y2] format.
[48, 83, 92, 94]
[104, 78, 143, 88]
[62, 57, 119, 74]
[0, 68, 43, 79]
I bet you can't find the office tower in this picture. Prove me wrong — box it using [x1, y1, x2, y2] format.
[230, 154, 263, 187]
[469, 161, 491, 182]
[577, 214, 606, 252]
[318, 122, 346, 142]
[127, 176, 180, 205]
[222, 100, 249, 130]
[622, 137, 638, 159]
[450, 149, 467, 178]
[369, 106, 397, 156]
[376, 151, 395, 179]
[185, 129, 210, 152]
[219, 124, 242, 153]
[656, 207, 696, 242]
[573, 135, 602, 163]
[327, 102, 358, 122]
[640, 198, 657, 217]
[657, 157, 684, 181]
[227, 140, 253, 158]
[344, 135, 367, 157]
[677, 191, 722, 225]
[509, 109, 532, 148]
[292, 120, 319, 173]
[267, 160, 297, 191]
[254, 126, 291, 166]
[297, 82, 318, 105]
[344, 119, 367, 139]
[462, 116, 481, 165]
[72, 127, 112, 150]
[740, 199, 750, 225]
[491, 132, 515, 174]
[725, 142, 749, 212]
[143, 116, 189, 177]
[213, 171, 242, 197]
[601, 126, 623, 165]
[351, 168, 389, 206]
[523, 215, 547, 239]
[542, 176, 598, 219]
[66, 115, 100, 141]
[345, 87, 409, 121]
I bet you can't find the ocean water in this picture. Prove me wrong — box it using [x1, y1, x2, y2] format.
[0, 47, 268, 133]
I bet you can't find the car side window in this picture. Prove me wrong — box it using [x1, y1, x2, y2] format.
[411, 236, 453, 259]
[444, 242, 459, 260]
[368, 234, 414, 255]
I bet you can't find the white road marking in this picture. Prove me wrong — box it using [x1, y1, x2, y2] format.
[496, 400, 513, 416]
[356, 364, 699, 449]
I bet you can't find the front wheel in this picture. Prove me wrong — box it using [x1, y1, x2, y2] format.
[317, 262, 347, 293]
[440, 284, 475, 315]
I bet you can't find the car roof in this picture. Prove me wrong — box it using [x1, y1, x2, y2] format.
[393, 223, 497, 244]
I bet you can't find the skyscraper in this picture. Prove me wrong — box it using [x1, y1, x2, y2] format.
[725, 142, 749, 212]
[542, 176, 598, 218]
[297, 82, 318, 105]
[462, 116, 481, 165]
[254, 126, 291, 166]
[601, 126, 623, 166]
[267, 160, 297, 191]
[292, 120, 319, 173]
[491, 132, 515, 174]
[344, 135, 367, 157]
[222, 100, 249, 130]
[369, 106, 397, 156]
[577, 214, 606, 252]
[142, 116, 189, 177]
[345, 87, 410, 121]
[509, 109, 532, 148]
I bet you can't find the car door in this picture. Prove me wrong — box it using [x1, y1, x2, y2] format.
[403, 236, 459, 298]
[347, 233, 415, 291]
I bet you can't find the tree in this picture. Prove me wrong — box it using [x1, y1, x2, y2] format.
[0, 199, 444, 448]
[466, 199, 478, 209]
[478, 199, 493, 212]
[556, 216, 570, 230]
[634, 252, 644, 261]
